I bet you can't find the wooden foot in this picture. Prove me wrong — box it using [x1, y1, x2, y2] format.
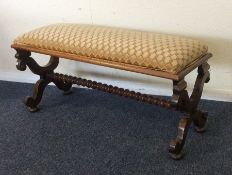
[23, 102, 39, 112]
[53, 80, 72, 95]
[23, 79, 50, 112]
[169, 117, 192, 160]
[193, 110, 208, 133]
[63, 90, 72, 95]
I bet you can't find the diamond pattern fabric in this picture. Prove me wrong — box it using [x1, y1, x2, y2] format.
[13, 23, 208, 74]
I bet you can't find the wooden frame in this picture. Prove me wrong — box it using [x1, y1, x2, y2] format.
[12, 44, 212, 80]
[13, 47, 212, 160]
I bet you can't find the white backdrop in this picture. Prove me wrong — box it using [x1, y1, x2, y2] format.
[0, 0, 231, 101]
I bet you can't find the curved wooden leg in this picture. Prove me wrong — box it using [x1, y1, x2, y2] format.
[169, 61, 210, 159]
[15, 49, 60, 112]
[190, 62, 210, 132]
[169, 117, 192, 160]
[23, 79, 50, 112]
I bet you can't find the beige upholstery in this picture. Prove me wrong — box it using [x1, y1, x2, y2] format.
[13, 23, 208, 74]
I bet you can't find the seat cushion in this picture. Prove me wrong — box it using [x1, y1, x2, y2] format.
[13, 23, 208, 74]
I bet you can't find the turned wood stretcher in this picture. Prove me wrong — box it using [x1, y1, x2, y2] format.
[11, 23, 212, 159]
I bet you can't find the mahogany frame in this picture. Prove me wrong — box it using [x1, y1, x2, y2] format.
[13, 48, 212, 160]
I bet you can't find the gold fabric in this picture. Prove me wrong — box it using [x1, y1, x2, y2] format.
[13, 23, 208, 74]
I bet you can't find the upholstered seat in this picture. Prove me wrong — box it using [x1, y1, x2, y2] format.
[13, 23, 208, 74]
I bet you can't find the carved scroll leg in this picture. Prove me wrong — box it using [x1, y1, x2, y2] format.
[15, 49, 60, 112]
[23, 79, 50, 112]
[169, 116, 192, 160]
[169, 61, 211, 159]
